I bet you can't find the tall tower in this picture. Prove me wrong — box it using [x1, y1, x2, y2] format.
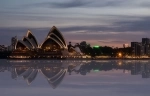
[11, 36, 17, 51]
[142, 38, 150, 55]
[142, 38, 150, 45]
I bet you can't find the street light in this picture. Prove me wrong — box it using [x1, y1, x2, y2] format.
[118, 52, 122, 57]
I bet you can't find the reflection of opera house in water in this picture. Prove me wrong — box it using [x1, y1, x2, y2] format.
[9, 26, 83, 59]
[1, 60, 150, 88]
[0, 60, 93, 89]
[12, 63, 67, 89]
[7, 60, 83, 89]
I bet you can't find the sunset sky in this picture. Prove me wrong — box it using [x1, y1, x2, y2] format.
[1, 0, 150, 47]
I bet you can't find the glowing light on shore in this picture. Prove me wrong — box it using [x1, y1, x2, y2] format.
[118, 52, 122, 57]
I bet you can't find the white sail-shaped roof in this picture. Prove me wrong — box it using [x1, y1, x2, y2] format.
[22, 37, 34, 49]
[40, 37, 64, 49]
[14, 26, 68, 52]
[26, 30, 38, 48]
[41, 26, 67, 49]
[15, 40, 30, 50]
[48, 33, 66, 48]
[48, 26, 67, 46]
[68, 47, 82, 56]
[15, 30, 38, 50]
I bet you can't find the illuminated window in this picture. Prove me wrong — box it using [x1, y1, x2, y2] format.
[46, 47, 50, 49]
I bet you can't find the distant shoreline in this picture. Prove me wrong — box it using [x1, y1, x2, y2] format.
[1, 57, 150, 60]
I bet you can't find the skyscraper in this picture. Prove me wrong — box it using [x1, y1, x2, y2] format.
[131, 42, 144, 56]
[142, 38, 150, 55]
[11, 36, 17, 51]
[142, 38, 150, 45]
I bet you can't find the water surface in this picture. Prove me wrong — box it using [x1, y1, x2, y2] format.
[0, 60, 150, 96]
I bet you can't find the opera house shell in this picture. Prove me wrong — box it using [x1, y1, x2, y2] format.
[9, 26, 82, 59]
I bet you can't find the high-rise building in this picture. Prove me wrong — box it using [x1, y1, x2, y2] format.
[142, 38, 150, 45]
[11, 36, 17, 51]
[131, 42, 138, 48]
[144, 44, 150, 55]
[142, 38, 150, 55]
[131, 42, 144, 56]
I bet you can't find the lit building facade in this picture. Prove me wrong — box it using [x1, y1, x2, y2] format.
[142, 38, 150, 55]
[131, 38, 150, 56]
[131, 42, 144, 57]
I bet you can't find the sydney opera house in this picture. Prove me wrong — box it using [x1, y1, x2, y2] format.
[9, 26, 83, 59]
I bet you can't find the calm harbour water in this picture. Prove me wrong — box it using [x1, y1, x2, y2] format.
[0, 59, 150, 96]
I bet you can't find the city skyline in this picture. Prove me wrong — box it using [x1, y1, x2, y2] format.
[1, 0, 150, 47]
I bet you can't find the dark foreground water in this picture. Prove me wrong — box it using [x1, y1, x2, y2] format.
[0, 59, 150, 96]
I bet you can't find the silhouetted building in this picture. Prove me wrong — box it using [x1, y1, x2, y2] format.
[131, 42, 144, 56]
[142, 38, 150, 55]
[11, 36, 17, 51]
[142, 38, 150, 45]
[131, 42, 138, 48]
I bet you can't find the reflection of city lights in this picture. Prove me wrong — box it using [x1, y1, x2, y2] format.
[94, 69, 99, 72]
[118, 62, 122, 65]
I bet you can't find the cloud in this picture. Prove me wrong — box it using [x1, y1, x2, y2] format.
[30, 0, 91, 8]
[98, 40, 128, 44]
[1, 0, 150, 47]
[59, 16, 150, 33]
[137, 1, 150, 8]
[48, 0, 127, 8]
[25, 0, 150, 9]
[50, 0, 90, 8]
[27, 0, 134, 9]
[59, 26, 113, 33]
[114, 17, 150, 32]
[0, 15, 148, 47]
[86, 0, 126, 8]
